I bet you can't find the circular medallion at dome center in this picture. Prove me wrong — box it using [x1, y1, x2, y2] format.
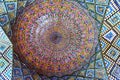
[50, 32, 62, 44]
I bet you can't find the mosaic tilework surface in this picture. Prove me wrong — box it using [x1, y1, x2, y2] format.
[0, 0, 119, 80]
[12, 0, 99, 77]
[100, 0, 120, 79]
[0, 0, 17, 37]
[0, 27, 13, 80]
[0, 0, 35, 38]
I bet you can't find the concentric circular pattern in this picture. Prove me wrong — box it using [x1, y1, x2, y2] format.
[12, 0, 98, 77]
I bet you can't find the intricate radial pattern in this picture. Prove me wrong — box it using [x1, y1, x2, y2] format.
[12, 0, 98, 77]
[0, 0, 120, 79]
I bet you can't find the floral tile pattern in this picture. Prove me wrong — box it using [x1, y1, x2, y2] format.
[0, 0, 120, 80]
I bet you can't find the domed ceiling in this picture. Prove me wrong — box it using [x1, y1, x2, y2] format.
[0, 0, 120, 80]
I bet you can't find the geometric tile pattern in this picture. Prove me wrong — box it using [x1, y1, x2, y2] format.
[103, 30, 117, 42]
[13, 53, 41, 80]
[0, 27, 13, 80]
[0, 0, 17, 37]
[78, 0, 109, 24]
[100, 0, 120, 79]
[0, 0, 35, 38]
[0, 0, 120, 80]
[111, 64, 120, 79]
[106, 46, 120, 61]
